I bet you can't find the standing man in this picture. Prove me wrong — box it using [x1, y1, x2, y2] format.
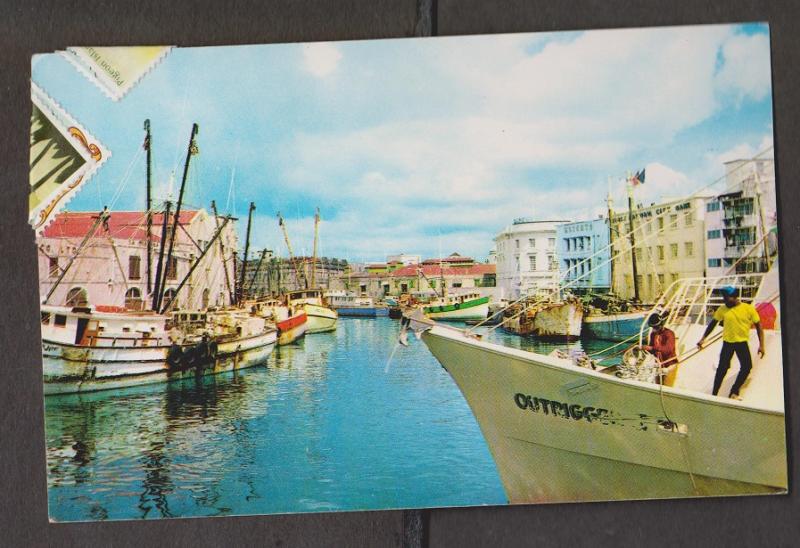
[697, 286, 765, 400]
[642, 312, 679, 386]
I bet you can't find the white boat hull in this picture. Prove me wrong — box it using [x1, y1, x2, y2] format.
[42, 330, 277, 395]
[505, 301, 583, 338]
[426, 302, 489, 322]
[419, 325, 787, 503]
[304, 304, 338, 334]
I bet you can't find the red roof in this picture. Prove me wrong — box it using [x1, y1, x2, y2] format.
[390, 264, 495, 277]
[43, 210, 200, 242]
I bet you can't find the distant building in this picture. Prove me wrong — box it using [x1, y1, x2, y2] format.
[609, 196, 708, 302]
[494, 218, 567, 299]
[386, 253, 421, 266]
[705, 158, 777, 278]
[556, 217, 611, 294]
[241, 255, 349, 296]
[38, 209, 237, 311]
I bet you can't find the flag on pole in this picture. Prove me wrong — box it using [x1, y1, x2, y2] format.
[631, 168, 646, 186]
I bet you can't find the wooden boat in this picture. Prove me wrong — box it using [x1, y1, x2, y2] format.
[404, 261, 786, 503]
[582, 309, 648, 342]
[286, 289, 338, 333]
[422, 291, 489, 322]
[247, 299, 308, 345]
[41, 305, 277, 395]
[502, 297, 583, 339]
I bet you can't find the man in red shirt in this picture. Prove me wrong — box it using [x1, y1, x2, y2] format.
[642, 312, 678, 386]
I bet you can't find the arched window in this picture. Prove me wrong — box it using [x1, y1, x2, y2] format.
[201, 288, 210, 309]
[163, 288, 178, 310]
[65, 287, 88, 307]
[125, 287, 143, 311]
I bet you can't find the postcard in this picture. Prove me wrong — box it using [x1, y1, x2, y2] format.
[31, 23, 785, 522]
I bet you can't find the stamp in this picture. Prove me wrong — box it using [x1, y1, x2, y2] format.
[29, 82, 110, 233]
[60, 46, 173, 101]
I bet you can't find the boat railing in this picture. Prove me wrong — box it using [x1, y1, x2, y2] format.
[86, 334, 171, 348]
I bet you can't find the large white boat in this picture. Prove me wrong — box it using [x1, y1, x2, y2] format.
[42, 305, 277, 395]
[287, 289, 338, 334]
[404, 261, 786, 503]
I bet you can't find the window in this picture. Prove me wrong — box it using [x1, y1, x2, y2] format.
[708, 258, 722, 268]
[684, 211, 693, 226]
[515, 239, 520, 249]
[548, 238, 555, 249]
[128, 255, 141, 280]
[684, 242, 694, 257]
[452, 282, 462, 288]
[707, 201, 720, 212]
[41, 312, 51, 325]
[707, 229, 721, 239]
[657, 274, 665, 286]
[54, 314, 67, 327]
[166, 256, 178, 280]
[202, 288, 210, 309]
[548, 254, 557, 271]
[65, 287, 88, 307]
[671, 273, 679, 283]
[657, 246, 665, 261]
[48, 257, 59, 278]
[657, 217, 664, 230]
[529, 255, 537, 271]
[670, 243, 678, 258]
[646, 223, 652, 233]
[528, 238, 536, 247]
[647, 274, 653, 291]
[125, 287, 143, 310]
[162, 288, 178, 310]
[669, 214, 678, 229]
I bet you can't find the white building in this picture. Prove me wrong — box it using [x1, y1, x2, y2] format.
[705, 158, 777, 278]
[386, 253, 421, 266]
[494, 218, 567, 299]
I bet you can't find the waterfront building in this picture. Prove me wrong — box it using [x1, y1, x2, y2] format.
[556, 217, 612, 294]
[705, 158, 777, 278]
[494, 218, 568, 300]
[38, 208, 237, 311]
[609, 196, 708, 302]
[242, 255, 349, 296]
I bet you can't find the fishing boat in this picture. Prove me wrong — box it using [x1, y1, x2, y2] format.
[502, 296, 584, 339]
[403, 259, 786, 503]
[247, 299, 308, 345]
[422, 291, 489, 322]
[287, 289, 338, 333]
[582, 309, 649, 342]
[41, 305, 277, 394]
[325, 290, 389, 317]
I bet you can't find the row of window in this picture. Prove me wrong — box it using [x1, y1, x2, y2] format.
[512, 237, 556, 250]
[636, 242, 694, 260]
[48, 255, 178, 280]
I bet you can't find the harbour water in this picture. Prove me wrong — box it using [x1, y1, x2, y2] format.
[45, 318, 621, 521]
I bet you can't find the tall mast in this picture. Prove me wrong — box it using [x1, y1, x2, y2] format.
[310, 207, 320, 288]
[151, 201, 172, 311]
[237, 202, 255, 304]
[277, 212, 305, 290]
[144, 119, 153, 295]
[211, 200, 233, 305]
[155, 123, 199, 311]
[606, 178, 614, 294]
[44, 207, 109, 305]
[247, 249, 268, 299]
[626, 176, 640, 302]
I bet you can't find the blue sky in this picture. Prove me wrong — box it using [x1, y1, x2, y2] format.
[32, 23, 774, 262]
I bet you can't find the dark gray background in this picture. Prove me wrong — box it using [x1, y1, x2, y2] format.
[1, 1, 797, 546]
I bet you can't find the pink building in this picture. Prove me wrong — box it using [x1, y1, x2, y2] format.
[37, 209, 238, 312]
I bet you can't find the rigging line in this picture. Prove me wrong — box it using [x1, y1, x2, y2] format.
[107, 146, 145, 211]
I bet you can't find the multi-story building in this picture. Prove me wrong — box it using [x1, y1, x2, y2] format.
[241, 255, 349, 296]
[38, 208, 238, 311]
[494, 218, 567, 299]
[556, 217, 612, 294]
[609, 196, 708, 302]
[705, 158, 777, 278]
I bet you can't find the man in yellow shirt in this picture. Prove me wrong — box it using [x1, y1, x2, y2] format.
[697, 286, 765, 399]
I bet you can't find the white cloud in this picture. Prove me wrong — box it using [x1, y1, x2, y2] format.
[302, 42, 342, 78]
[715, 32, 772, 103]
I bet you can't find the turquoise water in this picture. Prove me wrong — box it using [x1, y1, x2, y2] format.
[44, 318, 618, 521]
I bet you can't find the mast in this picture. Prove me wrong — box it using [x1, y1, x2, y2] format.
[246, 249, 268, 299]
[752, 161, 771, 270]
[277, 212, 305, 290]
[606, 180, 615, 295]
[144, 119, 153, 295]
[160, 217, 230, 314]
[310, 207, 320, 288]
[151, 201, 172, 311]
[626, 177, 640, 302]
[44, 207, 109, 305]
[155, 123, 199, 311]
[237, 202, 255, 304]
[211, 200, 234, 306]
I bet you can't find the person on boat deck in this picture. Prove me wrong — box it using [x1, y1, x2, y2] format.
[641, 312, 678, 386]
[697, 285, 765, 400]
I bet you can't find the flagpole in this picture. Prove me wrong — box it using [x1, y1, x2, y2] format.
[626, 172, 640, 302]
